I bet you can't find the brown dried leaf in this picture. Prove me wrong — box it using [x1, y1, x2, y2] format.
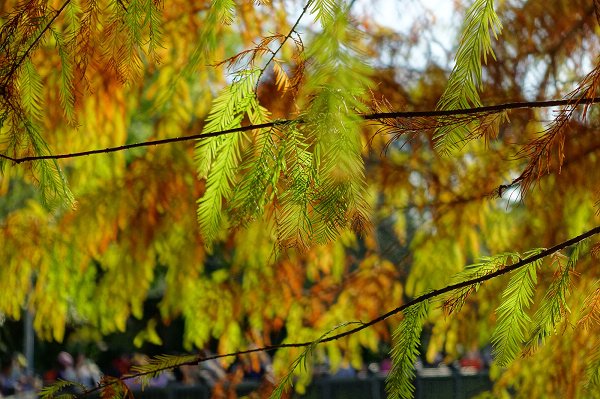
[514, 60, 600, 195]
[273, 59, 290, 92]
[578, 286, 600, 330]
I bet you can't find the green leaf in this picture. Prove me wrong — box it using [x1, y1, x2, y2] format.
[133, 318, 163, 348]
[443, 252, 521, 314]
[302, 7, 373, 243]
[64, 0, 82, 39]
[525, 241, 587, 352]
[18, 58, 44, 122]
[0, 73, 73, 207]
[276, 124, 316, 249]
[386, 300, 429, 399]
[215, 0, 237, 24]
[491, 249, 543, 366]
[310, 89, 370, 242]
[144, 0, 164, 61]
[122, 0, 144, 80]
[39, 379, 85, 399]
[229, 102, 279, 225]
[183, 0, 236, 77]
[585, 344, 600, 393]
[51, 29, 75, 122]
[130, 354, 197, 389]
[434, 0, 502, 153]
[309, 0, 336, 27]
[21, 119, 75, 210]
[195, 69, 259, 248]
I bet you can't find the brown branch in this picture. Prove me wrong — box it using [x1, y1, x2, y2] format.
[254, 0, 312, 91]
[511, 62, 600, 194]
[116, 0, 128, 12]
[362, 96, 600, 120]
[75, 224, 600, 398]
[1, 0, 72, 87]
[4, 96, 600, 164]
[2, 120, 292, 164]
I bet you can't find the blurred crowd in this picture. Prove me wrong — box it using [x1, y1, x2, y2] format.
[0, 353, 39, 398]
[0, 345, 490, 397]
[0, 348, 274, 397]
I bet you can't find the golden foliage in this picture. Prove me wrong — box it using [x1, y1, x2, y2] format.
[1, 0, 600, 398]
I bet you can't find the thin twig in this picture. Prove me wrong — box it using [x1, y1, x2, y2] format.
[116, 0, 128, 12]
[254, 0, 312, 92]
[76, 224, 600, 398]
[1, 0, 72, 87]
[3, 96, 600, 164]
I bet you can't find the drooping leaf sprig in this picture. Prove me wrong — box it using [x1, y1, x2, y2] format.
[269, 321, 364, 399]
[386, 300, 430, 399]
[435, 0, 502, 154]
[491, 248, 543, 366]
[195, 68, 262, 249]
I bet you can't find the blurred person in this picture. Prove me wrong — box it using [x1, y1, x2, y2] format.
[75, 354, 101, 388]
[379, 358, 392, 375]
[108, 354, 131, 378]
[0, 353, 18, 397]
[459, 347, 483, 373]
[175, 363, 199, 385]
[235, 346, 273, 382]
[197, 350, 226, 388]
[56, 351, 77, 383]
[333, 359, 356, 378]
[41, 352, 79, 395]
[13, 353, 40, 393]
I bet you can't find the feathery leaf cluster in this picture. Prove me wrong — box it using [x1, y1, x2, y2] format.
[309, 0, 336, 27]
[512, 61, 600, 194]
[0, 0, 167, 209]
[228, 102, 277, 225]
[491, 248, 543, 366]
[443, 252, 522, 314]
[195, 6, 373, 250]
[386, 300, 430, 399]
[586, 345, 600, 392]
[270, 8, 374, 248]
[39, 379, 85, 399]
[298, 7, 373, 243]
[275, 124, 317, 249]
[525, 241, 587, 352]
[435, 0, 502, 153]
[98, 376, 134, 399]
[129, 354, 197, 389]
[15, 45, 72, 205]
[195, 69, 261, 249]
[50, 27, 75, 122]
[181, 0, 235, 80]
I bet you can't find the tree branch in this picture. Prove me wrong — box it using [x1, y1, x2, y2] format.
[4, 96, 600, 164]
[75, 224, 600, 398]
[254, 0, 312, 92]
[116, 0, 128, 12]
[1, 0, 72, 88]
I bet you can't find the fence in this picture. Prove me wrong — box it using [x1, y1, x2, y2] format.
[126, 370, 492, 399]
